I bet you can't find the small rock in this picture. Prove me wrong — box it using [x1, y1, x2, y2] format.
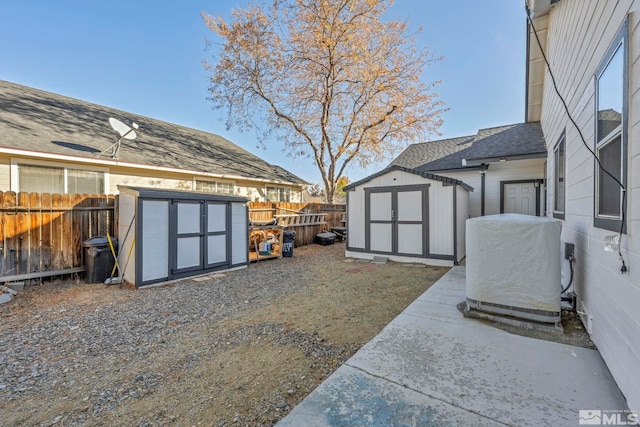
[287, 389, 295, 395]
[277, 402, 287, 409]
[136, 375, 144, 382]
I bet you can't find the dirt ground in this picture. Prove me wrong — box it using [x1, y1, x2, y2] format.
[1, 243, 449, 426]
[1, 242, 594, 426]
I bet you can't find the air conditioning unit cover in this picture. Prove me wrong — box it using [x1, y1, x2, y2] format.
[466, 214, 562, 323]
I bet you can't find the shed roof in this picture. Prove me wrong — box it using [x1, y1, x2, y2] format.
[390, 122, 546, 172]
[343, 165, 474, 192]
[118, 186, 250, 202]
[0, 80, 307, 186]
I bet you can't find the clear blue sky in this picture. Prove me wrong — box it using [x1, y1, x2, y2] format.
[0, 0, 527, 184]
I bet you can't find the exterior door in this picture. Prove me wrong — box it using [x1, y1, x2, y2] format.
[365, 185, 428, 257]
[502, 181, 538, 216]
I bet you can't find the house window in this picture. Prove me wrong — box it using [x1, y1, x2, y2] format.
[195, 180, 234, 195]
[266, 186, 291, 202]
[17, 164, 105, 194]
[553, 133, 565, 219]
[594, 19, 627, 233]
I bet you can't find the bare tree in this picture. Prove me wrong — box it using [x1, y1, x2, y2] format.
[204, 0, 445, 203]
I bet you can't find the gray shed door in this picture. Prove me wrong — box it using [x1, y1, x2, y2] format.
[173, 201, 229, 275]
[365, 185, 428, 257]
[206, 203, 228, 267]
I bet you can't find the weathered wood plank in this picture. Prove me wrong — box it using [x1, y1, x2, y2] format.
[51, 193, 63, 271]
[0, 191, 116, 280]
[40, 193, 52, 272]
[4, 192, 17, 276]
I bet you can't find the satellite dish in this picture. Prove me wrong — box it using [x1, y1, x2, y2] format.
[109, 117, 138, 140]
[97, 117, 140, 159]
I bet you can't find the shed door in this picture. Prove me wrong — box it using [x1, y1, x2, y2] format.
[503, 182, 538, 216]
[205, 203, 228, 268]
[174, 201, 204, 274]
[365, 186, 428, 257]
[173, 201, 230, 275]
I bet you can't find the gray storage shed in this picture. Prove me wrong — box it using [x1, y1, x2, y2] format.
[118, 186, 249, 287]
[344, 166, 472, 266]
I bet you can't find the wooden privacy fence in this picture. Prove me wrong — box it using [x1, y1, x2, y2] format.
[0, 191, 116, 282]
[248, 202, 346, 246]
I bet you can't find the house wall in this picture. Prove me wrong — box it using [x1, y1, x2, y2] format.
[346, 169, 461, 266]
[0, 158, 10, 189]
[0, 153, 303, 202]
[442, 159, 545, 218]
[537, 0, 640, 411]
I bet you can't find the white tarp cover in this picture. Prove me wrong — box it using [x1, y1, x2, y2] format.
[466, 214, 561, 312]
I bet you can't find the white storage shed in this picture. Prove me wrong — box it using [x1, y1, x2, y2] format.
[344, 166, 472, 266]
[118, 186, 249, 287]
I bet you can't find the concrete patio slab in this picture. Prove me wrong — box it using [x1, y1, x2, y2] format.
[278, 266, 629, 427]
[277, 364, 505, 427]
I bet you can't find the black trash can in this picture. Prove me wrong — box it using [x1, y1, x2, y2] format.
[282, 231, 296, 257]
[83, 236, 117, 283]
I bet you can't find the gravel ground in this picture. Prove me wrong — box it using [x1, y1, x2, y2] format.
[0, 243, 448, 426]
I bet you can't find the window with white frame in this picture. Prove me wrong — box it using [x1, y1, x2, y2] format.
[594, 19, 627, 233]
[17, 163, 105, 194]
[195, 179, 235, 195]
[266, 186, 291, 202]
[553, 133, 565, 219]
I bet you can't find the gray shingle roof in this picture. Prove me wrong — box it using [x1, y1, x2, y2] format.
[390, 122, 546, 172]
[0, 80, 307, 185]
[389, 135, 475, 170]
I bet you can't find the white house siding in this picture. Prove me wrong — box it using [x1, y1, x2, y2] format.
[110, 167, 303, 202]
[0, 153, 303, 202]
[537, 0, 640, 411]
[109, 168, 192, 193]
[0, 159, 10, 190]
[442, 159, 545, 218]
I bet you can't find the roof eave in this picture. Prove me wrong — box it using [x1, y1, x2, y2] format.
[462, 151, 547, 167]
[0, 146, 306, 188]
